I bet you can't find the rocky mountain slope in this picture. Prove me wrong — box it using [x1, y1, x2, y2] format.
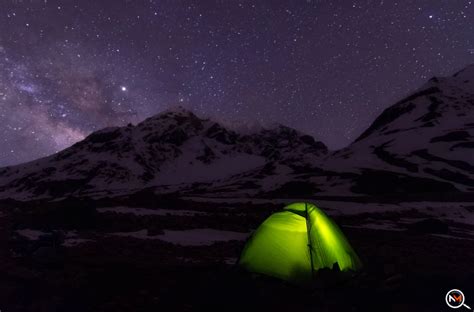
[182, 65, 474, 198]
[0, 107, 327, 200]
[320, 64, 474, 195]
[0, 65, 473, 201]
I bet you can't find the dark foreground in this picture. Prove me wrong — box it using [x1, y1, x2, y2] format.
[0, 198, 473, 311]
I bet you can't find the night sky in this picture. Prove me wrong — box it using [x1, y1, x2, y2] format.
[0, 0, 473, 166]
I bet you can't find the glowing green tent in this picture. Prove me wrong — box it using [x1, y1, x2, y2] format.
[239, 202, 362, 283]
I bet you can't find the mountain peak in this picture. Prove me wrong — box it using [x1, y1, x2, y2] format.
[353, 65, 474, 144]
[139, 106, 200, 127]
[152, 105, 199, 120]
[161, 105, 195, 116]
[0, 103, 329, 199]
[422, 64, 474, 87]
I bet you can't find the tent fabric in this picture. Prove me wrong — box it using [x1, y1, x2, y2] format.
[239, 202, 362, 283]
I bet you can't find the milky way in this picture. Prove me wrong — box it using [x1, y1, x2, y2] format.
[0, 0, 473, 166]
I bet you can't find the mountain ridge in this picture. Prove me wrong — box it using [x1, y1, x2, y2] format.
[0, 65, 473, 200]
[0, 106, 328, 199]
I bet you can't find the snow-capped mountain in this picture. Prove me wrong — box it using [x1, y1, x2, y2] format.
[180, 65, 474, 198]
[0, 65, 473, 201]
[319, 65, 474, 195]
[0, 107, 327, 199]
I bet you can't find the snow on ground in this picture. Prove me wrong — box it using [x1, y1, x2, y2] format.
[16, 229, 49, 240]
[97, 206, 207, 216]
[324, 201, 474, 224]
[62, 238, 93, 247]
[158, 229, 249, 245]
[224, 257, 238, 265]
[344, 222, 405, 232]
[316, 200, 402, 214]
[180, 198, 474, 239]
[111, 229, 152, 240]
[182, 197, 474, 223]
[182, 196, 345, 206]
[111, 228, 250, 246]
[65, 230, 78, 238]
[431, 234, 474, 241]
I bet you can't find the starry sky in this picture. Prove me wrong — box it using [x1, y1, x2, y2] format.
[0, 0, 473, 166]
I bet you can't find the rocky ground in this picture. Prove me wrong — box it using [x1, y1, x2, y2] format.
[0, 197, 473, 311]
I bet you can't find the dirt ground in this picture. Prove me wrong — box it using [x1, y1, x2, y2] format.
[0, 198, 473, 311]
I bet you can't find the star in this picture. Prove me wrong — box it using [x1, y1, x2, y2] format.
[121, 86, 127, 92]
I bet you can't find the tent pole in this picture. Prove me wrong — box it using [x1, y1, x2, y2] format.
[305, 203, 315, 280]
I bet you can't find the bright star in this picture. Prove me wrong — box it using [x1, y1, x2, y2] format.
[429, 15, 433, 19]
[121, 86, 127, 91]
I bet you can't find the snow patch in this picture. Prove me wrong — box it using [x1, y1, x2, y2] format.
[17, 229, 49, 240]
[158, 229, 249, 246]
[97, 207, 207, 216]
[62, 238, 92, 247]
[155, 137, 266, 184]
[111, 228, 250, 246]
